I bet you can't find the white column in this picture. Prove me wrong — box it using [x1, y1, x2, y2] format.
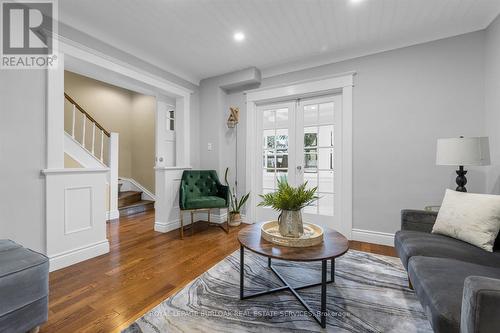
[108, 133, 119, 219]
[154, 166, 192, 233]
[46, 52, 64, 168]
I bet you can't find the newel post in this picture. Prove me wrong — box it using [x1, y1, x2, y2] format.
[108, 133, 119, 218]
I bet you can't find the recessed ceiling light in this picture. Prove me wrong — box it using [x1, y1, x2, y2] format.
[350, 0, 365, 4]
[234, 32, 245, 42]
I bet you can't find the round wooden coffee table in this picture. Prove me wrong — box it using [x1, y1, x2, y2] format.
[238, 222, 349, 328]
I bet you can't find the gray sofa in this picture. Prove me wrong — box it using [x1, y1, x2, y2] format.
[395, 210, 500, 333]
[0, 240, 49, 333]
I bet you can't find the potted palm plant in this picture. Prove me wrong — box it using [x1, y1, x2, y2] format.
[224, 168, 250, 226]
[258, 177, 318, 238]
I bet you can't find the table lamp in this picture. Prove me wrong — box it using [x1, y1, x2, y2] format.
[436, 136, 490, 192]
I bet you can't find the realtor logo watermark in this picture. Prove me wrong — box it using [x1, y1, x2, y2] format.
[1, 0, 58, 69]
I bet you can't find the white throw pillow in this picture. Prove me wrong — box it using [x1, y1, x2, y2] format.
[432, 189, 500, 252]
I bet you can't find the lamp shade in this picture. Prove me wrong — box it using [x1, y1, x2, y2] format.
[436, 137, 490, 166]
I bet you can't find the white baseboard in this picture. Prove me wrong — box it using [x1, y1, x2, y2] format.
[49, 239, 110, 272]
[154, 213, 247, 233]
[106, 209, 120, 220]
[154, 220, 180, 233]
[351, 228, 395, 247]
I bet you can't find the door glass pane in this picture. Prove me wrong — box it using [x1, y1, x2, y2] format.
[263, 129, 275, 149]
[304, 127, 317, 147]
[318, 125, 333, 147]
[318, 148, 333, 170]
[275, 170, 287, 184]
[318, 102, 334, 124]
[275, 108, 288, 129]
[304, 171, 318, 190]
[263, 110, 275, 129]
[304, 148, 317, 170]
[262, 169, 275, 189]
[276, 154, 288, 168]
[303, 104, 318, 126]
[275, 129, 288, 149]
[318, 170, 334, 193]
[265, 150, 276, 169]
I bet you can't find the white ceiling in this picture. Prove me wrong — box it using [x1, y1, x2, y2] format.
[59, 0, 500, 85]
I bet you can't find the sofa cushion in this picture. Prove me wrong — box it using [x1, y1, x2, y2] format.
[184, 196, 227, 210]
[408, 257, 500, 333]
[395, 230, 500, 270]
[432, 189, 500, 252]
[0, 241, 49, 317]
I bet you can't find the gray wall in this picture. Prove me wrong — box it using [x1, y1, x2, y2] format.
[211, 31, 487, 234]
[198, 68, 260, 190]
[0, 71, 47, 253]
[485, 15, 500, 194]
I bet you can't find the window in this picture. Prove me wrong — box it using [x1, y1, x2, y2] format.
[168, 110, 175, 131]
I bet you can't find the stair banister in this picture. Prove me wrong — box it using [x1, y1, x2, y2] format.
[64, 92, 112, 165]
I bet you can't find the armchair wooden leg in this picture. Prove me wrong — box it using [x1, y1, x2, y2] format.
[191, 211, 194, 236]
[226, 208, 230, 233]
[180, 210, 184, 239]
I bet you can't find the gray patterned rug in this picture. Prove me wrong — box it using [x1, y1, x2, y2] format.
[122, 250, 432, 332]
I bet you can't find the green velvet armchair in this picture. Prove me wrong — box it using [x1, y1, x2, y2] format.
[179, 170, 229, 239]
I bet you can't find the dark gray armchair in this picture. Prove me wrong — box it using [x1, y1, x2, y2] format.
[395, 209, 500, 333]
[0, 240, 49, 333]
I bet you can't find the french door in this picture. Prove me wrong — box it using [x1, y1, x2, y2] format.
[256, 95, 342, 229]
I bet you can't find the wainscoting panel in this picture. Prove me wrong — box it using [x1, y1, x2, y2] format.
[64, 186, 93, 234]
[44, 168, 110, 271]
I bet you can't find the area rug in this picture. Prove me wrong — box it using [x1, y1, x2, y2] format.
[122, 250, 432, 332]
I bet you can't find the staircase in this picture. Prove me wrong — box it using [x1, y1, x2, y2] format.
[118, 190, 154, 217]
[64, 93, 120, 220]
[64, 92, 155, 219]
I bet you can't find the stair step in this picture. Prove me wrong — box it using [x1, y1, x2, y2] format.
[118, 191, 142, 208]
[118, 200, 154, 217]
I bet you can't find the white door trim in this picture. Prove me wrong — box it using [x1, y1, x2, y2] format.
[245, 73, 355, 238]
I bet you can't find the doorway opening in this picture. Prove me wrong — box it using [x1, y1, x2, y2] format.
[63, 70, 161, 218]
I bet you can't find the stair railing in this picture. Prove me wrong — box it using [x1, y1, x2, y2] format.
[64, 93, 111, 163]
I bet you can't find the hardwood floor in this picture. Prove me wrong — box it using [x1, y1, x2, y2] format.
[41, 210, 396, 333]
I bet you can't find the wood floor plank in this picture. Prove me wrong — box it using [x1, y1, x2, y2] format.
[41, 210, 396, 332]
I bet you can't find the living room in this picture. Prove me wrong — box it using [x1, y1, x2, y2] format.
[1, 0, 500, 332]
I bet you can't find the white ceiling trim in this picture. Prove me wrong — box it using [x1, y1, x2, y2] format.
[57, 33, 194, 96]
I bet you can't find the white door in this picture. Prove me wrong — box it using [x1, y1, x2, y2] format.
[256, 95, 342, 230]
[155, 97, 176, 167]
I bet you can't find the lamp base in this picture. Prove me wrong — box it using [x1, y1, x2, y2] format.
[456, 166, 467, 192]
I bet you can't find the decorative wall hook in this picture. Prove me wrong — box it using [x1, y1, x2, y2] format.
[227, 107, 240, 128]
